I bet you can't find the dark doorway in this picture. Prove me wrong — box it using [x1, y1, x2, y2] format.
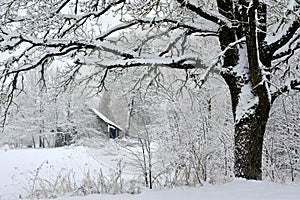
[109, 127, 117, 138]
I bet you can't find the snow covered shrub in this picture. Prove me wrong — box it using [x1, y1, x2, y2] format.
[22, 160, 141, 199]
[263, 94, 300, 183]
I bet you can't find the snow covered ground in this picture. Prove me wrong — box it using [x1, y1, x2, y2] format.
[54, 179, 300, 200]
[0, 146, 109, 199]
[1, 143, 299, 200]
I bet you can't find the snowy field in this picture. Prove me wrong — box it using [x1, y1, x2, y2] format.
[1, 144, 299, 200]
[53, 180, 300, 200]
[0, 146, 110, 199]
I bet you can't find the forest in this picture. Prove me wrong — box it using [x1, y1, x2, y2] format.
[0, 0, 300, 197]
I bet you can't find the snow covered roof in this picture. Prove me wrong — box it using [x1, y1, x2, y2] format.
[90, 108, 123, 131]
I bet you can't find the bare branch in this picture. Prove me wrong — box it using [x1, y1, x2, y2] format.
[175, 0, 231, 27]
[76, 55, 203, 70]
[96, 22, 137, 41]
[272, 79, 300, 101]
[58, 0, 126, 37]
[6, 47, 78, 76]
[268, 18, 300, 57]
[55, 0, 71, 14]
[137, 17, 219, 34]
[272, 36, 300, 61]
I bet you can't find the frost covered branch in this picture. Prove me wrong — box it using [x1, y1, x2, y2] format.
[272, 79, 300, 101]
[137, 17, 219, 35]
[75, 55, 203, 70]
[267, 8, 300, 57]
[175, 0, 232, 27]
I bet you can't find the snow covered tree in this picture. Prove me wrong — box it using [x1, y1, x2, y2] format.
[111, 67, 234, 185]
[264, 93, 300, 182]
[154, 77, 234, 185]
[0, 66, 100, 147]
[1, 70, 57, 148]
[0, 0, 299, 180]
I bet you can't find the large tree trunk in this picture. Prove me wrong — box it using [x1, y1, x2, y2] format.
[218, 24, 271, 179]
[222, 67, 271, 179]
[220, 42, 271, 179]
[217, 0, 272, 179]
[234, 103, 270, 179]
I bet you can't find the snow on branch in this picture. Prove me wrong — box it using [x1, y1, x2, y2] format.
[75, 54, 202, 70]
[272, 36, 300, 61]
[96, 22, 138, 41]
[219, 37, 246, 58]
[267, 10, 300, 57]
[188, 37, 246, 87]
[272, 79, 300, 101]
[5, 47, 78, 75]
[191, 37, 246, 88]
[175, 0, 232, 27]
[55, 0, 71, 14]
[1, 30, 140, 64]
[57, 0, 126, 37]
[137, 17, 219, 35]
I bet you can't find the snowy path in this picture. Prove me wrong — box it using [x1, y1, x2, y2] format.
[86, 140, 141, 175]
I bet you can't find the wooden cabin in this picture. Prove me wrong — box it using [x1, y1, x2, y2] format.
[90, 108, 123, 139]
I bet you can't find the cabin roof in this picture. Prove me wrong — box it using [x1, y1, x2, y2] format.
[90, 108, 123, 131]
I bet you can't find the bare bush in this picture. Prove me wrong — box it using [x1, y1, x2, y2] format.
[20, 160, 140, 199]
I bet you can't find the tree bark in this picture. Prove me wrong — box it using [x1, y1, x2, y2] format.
[222, 67, 271, 179]
[221, 45, 272, 180]
[234, 104, 270, 179]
